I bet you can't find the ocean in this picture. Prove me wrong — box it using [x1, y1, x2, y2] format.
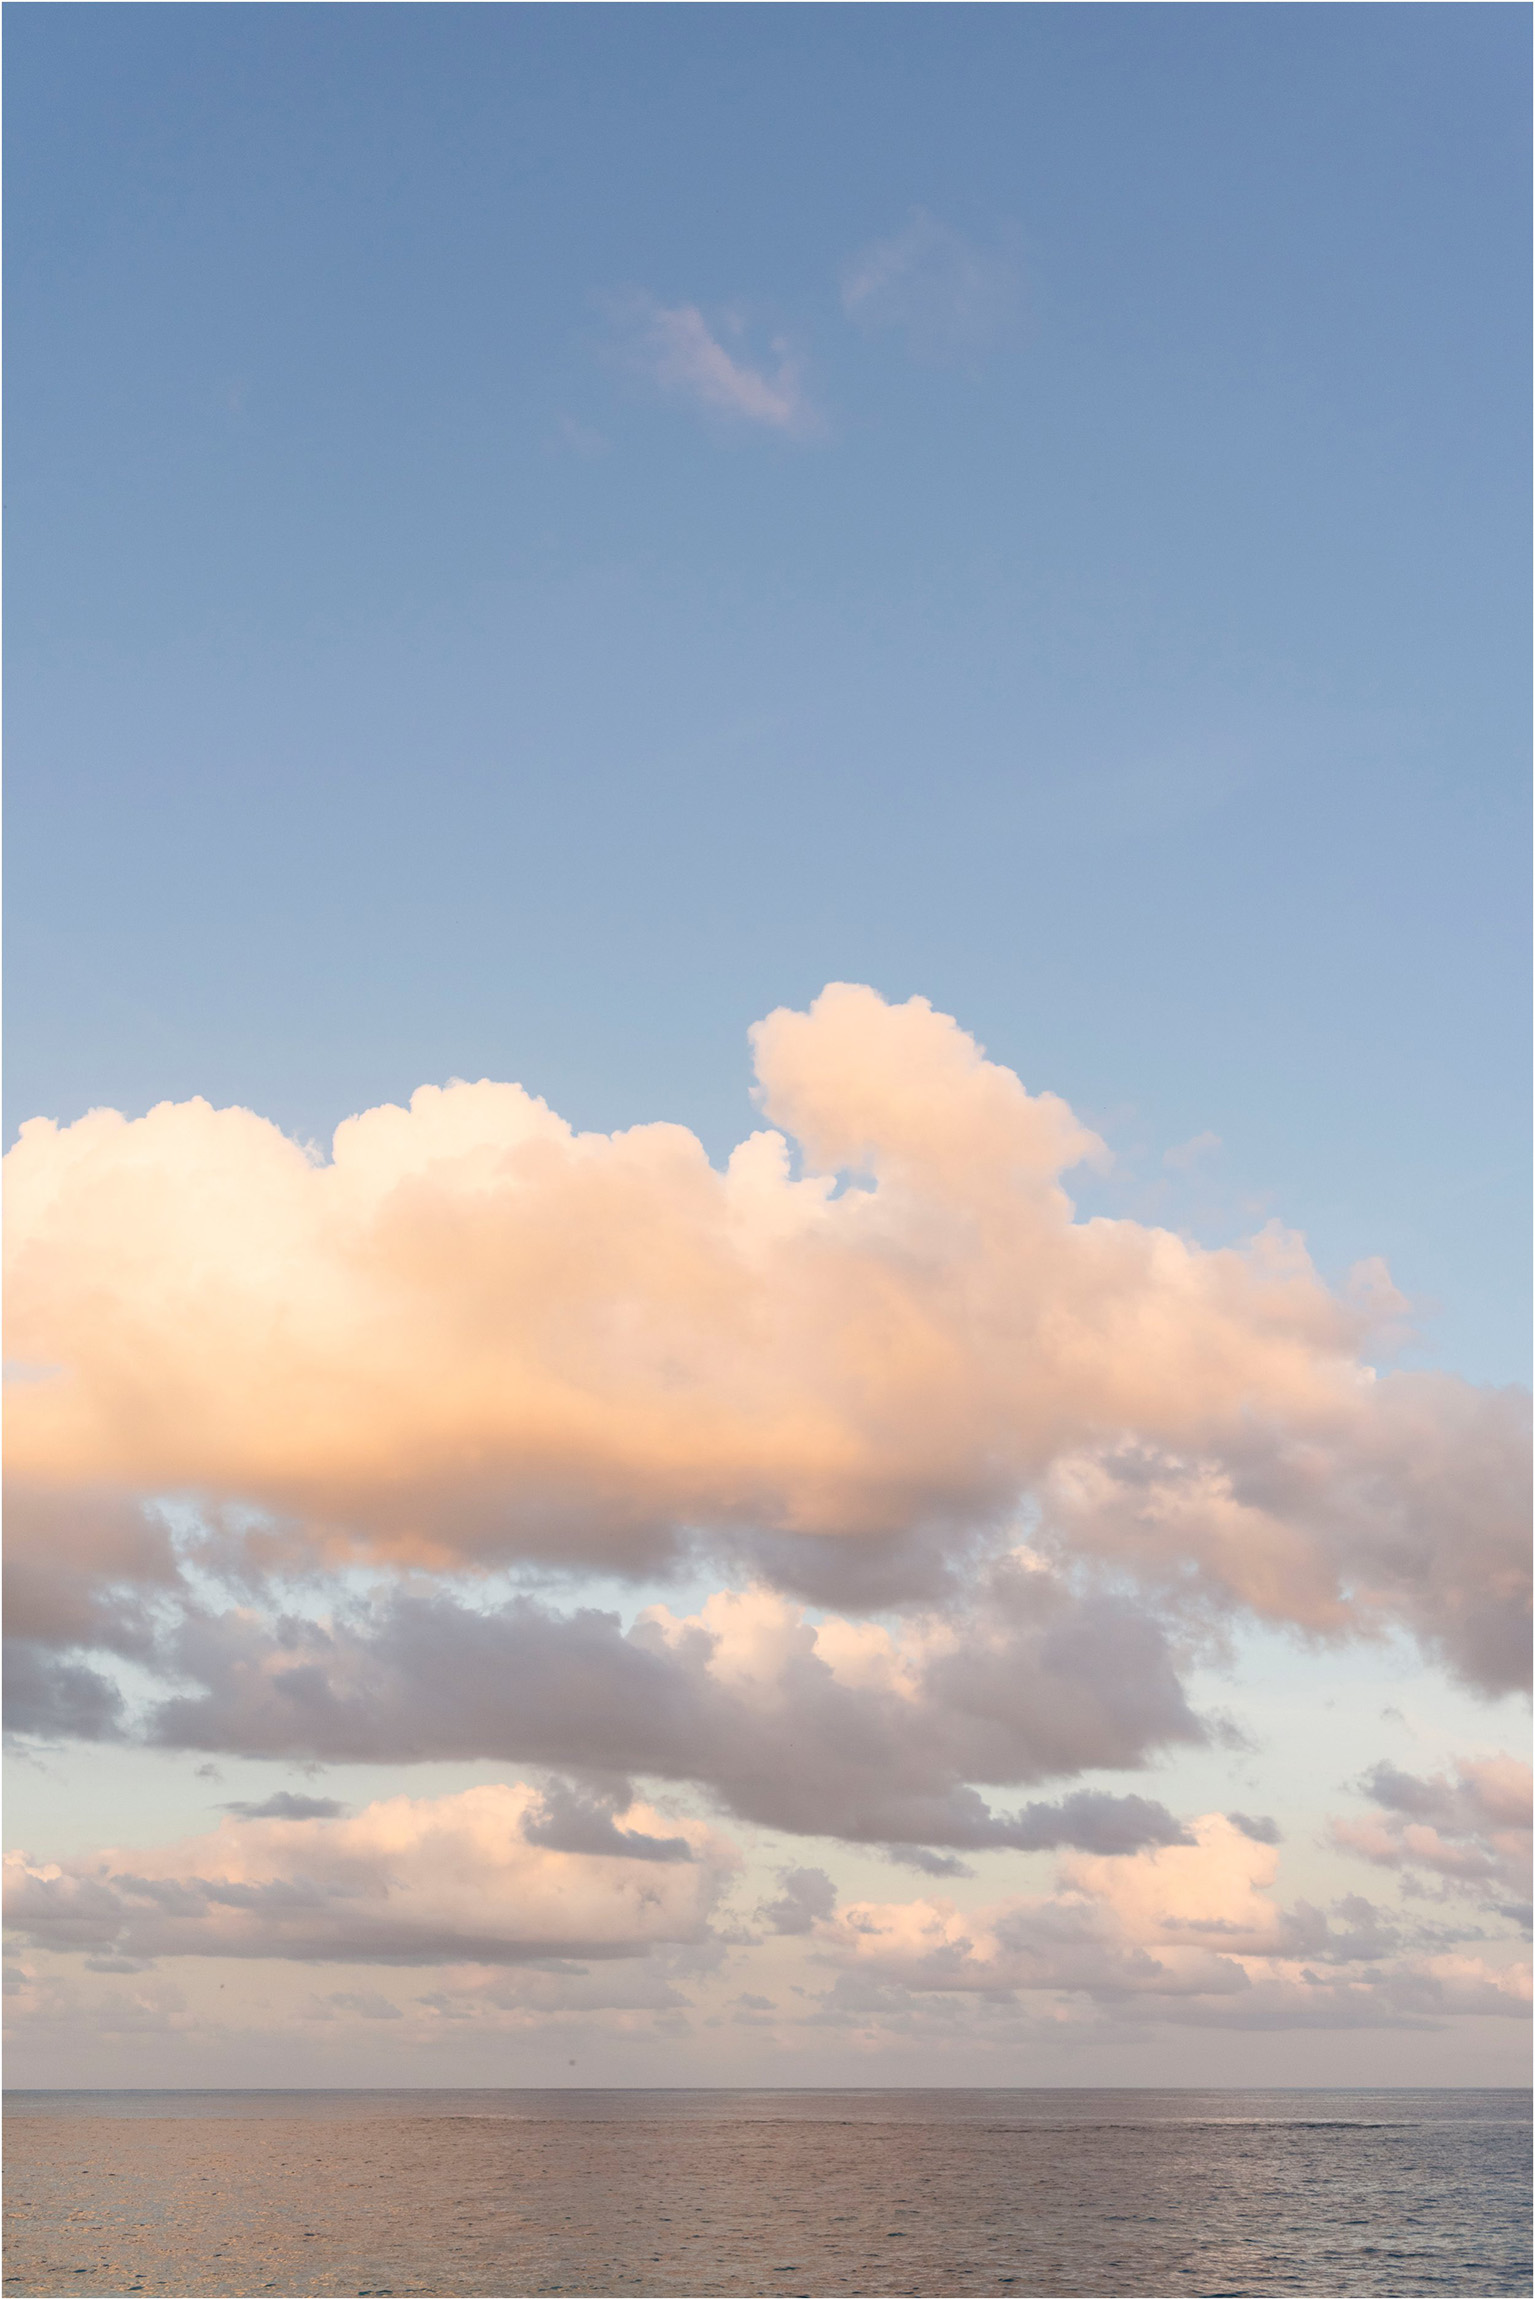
[2, 2088, 1529, 2298]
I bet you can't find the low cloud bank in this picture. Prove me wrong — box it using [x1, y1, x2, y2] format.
[4, 1784, 729, 1967]
[808, 1813, 1532, 2031]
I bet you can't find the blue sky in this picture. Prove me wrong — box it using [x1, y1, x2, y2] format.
[8, 2, 1528, 1375]
[4, 6, 1529, 2087]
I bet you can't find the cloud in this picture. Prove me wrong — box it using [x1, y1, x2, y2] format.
[1, 1644, 127, 1744]
[120, 1572, 1201, 1858]
[1227, 1812, 1283, 1845]
[612, 293, 816, 433]
[521, 1777, 695, 1864]
[809, 1816, 1532, 2031]
[314, 1990, 402, 2020]
[759, 1867, 837, 1936]
[6, 984, 1527, 1687]
[1332, 1755, 1532, 1921]
[0, 1565, 1204, 1858]
[841, 211, 1019, 361]
[1042, 1374, 1532, 1693]
[4, 1784, 731, 1967]
[3, 1485, 176, 1656]
[221, 1793, 348, 1822]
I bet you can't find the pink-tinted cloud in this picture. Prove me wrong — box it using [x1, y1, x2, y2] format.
[4, 1784, 731, 1966]
[614, 293, 816, 432]
[5, 986, 1527, 1684]
[810, 1815, 1532, 2030]
[1332, 1754, 1532, 1917]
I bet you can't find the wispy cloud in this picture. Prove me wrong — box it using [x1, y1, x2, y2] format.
[841, 211, 1019, 362]
[1164, 1129, 1222, 1173]
[611, 292, 817, 434]
[553, 412, 610, 459]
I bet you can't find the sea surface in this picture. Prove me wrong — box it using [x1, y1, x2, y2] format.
[2, 2087, 1529, 2299]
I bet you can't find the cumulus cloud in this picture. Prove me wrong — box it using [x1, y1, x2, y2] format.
[1332, 1755, 1532, 1923]
[809, 1815, 1532, 2031]
[7, 984, 1524, 1693]
[612, 292, 816, 433]
[841, 211, 1019, 360]
[4, 1784, 731, 1967]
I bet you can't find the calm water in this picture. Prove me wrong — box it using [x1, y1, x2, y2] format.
[3, 2088, 1529, 2298]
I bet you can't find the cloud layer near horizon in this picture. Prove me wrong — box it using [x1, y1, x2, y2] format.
[810, 1811, 1531, 2032]
[9, 1794, 1525, 2039]
[6, 985, 1528, 1691]
[4, 1784, 729, 1967]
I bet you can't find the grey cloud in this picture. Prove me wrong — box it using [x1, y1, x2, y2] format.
[2, 1486, 200, 1746]
[221, 1794, 349, 1822]
[2, 1643, 126, 1744]
[2, 1488, 181, 1745]
[1333, 1754, 1531, 1922]
[131, 1560, 1203, 1860]
[759, 1869, 838, 1936]
[1228, 1813, 1283, 1845]
[885, 1846, 974, 1878]
[994, 1790, 1193, 1856]
[522, 1779, 694, 1863]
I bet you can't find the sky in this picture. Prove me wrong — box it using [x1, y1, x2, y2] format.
[4, 4, 1530, 2090]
